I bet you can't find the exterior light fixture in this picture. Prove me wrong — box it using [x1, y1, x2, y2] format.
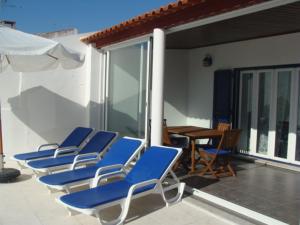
[203, 54, 213, 67]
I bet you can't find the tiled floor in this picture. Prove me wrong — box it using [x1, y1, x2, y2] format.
[181, 160, 300, 225]
[0, 160, 252, 225]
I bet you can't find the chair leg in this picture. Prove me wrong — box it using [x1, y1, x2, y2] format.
[173, 148, 190, 171]
[199, 161, 210, 175]
[17, 161, 27, 170]
[227, 163, 236, 177]
[161, 182, 186, 207]
[216, 156, 236, 177]
[67, 208, 79, 216]
[96, 202, 127, 225]
[199, 160, 218, 178]
[198, 152, 219, 178]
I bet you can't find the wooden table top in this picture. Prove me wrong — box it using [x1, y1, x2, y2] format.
[184, 129, 224, 139]
[167, 126, 208, 134]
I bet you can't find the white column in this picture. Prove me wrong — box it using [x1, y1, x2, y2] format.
[0, 100, 3, 171]
[150, 28, 165, 146]
[85, 44, 93, 128]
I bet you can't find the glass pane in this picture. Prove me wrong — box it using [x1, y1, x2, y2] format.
[239, 73, 253, 152]
[107, 43, 148, 138]
[296, 72, 300, 161]
[275, 71, 291, 158]
[256, 72, 272, 154]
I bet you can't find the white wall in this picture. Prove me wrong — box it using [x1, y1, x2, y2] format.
[164, 32, 300, 128]
[164, 49, 189, 126]
[0, 33, 100, 156]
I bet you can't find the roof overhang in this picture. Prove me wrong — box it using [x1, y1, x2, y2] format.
[82, 0, 268, 49]
[166, 1, 300, 49]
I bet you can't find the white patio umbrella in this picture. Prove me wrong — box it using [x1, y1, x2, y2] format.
[0, 25, 85, 72]
[0, 25, 85, 181]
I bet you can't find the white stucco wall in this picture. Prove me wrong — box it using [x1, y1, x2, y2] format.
[164, 49, 189, 126]
[165, 32, 300, 128]
[0, 33, 100, 156]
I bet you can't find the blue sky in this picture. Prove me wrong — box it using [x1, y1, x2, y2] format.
[0, 0, 175, 34]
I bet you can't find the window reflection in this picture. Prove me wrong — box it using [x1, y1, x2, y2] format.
[256, 72, 271, 155]
[296, 72, 300, 161]
[274, 71, 291, 159]
[239, 73, 253, 152]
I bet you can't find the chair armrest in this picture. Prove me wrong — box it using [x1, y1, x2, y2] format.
[91, 164, 127, 188]
[70, 153, 100, 170]
[38, 143, 59, 151]
[128, 179, 160, 194]
[54, 146, 80, 158]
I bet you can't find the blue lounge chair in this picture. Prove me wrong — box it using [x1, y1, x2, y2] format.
[58, 146, 185, 225]
[12, 127, 93, 167]
[38, 137, 145, 193]
[26, 131, 118, 174]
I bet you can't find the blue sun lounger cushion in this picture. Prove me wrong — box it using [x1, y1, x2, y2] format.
[38, 137, 144, 189]
[13, 127, 93, 162]
[27, 131, 117, 173]
[58, 146, 185, 225]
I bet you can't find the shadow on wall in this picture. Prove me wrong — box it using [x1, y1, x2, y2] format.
[88, 98, 141, 138]
[8, 86, 88, 143]
[164, 52, 213, 124]
[106, 92, 144, 138]
[7, 86, 141, 144]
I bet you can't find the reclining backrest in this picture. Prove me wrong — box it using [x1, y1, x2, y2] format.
[60, 127, 93, 148]
[96, 137, 143, 167]
[126, 146, 179, 184]
[79, 131, 117, 154]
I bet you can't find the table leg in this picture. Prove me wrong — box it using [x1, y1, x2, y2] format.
[190, 139, 195, 173]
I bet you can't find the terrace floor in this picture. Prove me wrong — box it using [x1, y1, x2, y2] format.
[0, 160, 256, 225]
[180, 159, 300, 225]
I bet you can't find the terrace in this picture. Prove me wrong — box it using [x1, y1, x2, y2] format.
[1, 160, 256, 225]
[180, 159, 300, 225]
[1, 0, 300, 225]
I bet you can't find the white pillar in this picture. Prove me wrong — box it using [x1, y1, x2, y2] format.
[150, 28, 165, 146]
[85, 44, 93, 128]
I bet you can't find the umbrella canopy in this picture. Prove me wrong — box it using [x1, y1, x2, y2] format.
[0, 26, 85, 72]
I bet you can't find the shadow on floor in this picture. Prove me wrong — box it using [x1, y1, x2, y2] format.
[100, 195, 166, 223]
[181, 176, 218, 189]
[178, 159, 300, 225]
[13, 174, 33, 183]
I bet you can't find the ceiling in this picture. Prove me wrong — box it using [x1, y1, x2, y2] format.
[166, 2, 300, 49]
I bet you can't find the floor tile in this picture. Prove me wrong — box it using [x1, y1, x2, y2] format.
[179, 159, 300, 225]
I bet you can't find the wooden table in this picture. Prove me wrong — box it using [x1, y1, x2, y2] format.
[167, 126, 208, 171]
[183, 129, 224, 174]
[167, 126, 207, 134]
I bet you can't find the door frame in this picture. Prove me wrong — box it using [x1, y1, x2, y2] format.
[102, 38, 152, 141]
[236, 64, 300, 165]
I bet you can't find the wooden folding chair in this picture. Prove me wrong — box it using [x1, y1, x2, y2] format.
[217, 122, 231, 131]
[162, 122, 189, 171]
[198, 129, 241, 178]
[196, 122, 231, 149]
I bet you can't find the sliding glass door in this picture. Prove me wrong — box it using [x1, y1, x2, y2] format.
[239, 72, 253, 153]
[256, 71, 272, 155]
[274, 70, 292, 159]
[239, 67, 299, 164]
[295, 70, 300, 161]
[105, 41, 151, 138]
